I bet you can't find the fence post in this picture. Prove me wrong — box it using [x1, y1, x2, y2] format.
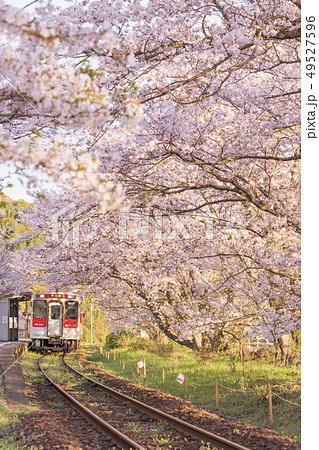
[215, 378, 219, 410]
[240, 342, 245, 378]
[118, 356, 121, 365]
[122, 358, 125, 370]
[113, 351, 116, 361]
[162, 367, 165, 386]
[143, 359, 146, 378]
[137, 363, 140, 375]
[107, 351, 110, 360]
[184, 374, 188, 398]
[268, 384, 273, 427]
[100, 346, 103, 356]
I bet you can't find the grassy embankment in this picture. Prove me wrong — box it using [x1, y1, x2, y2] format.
[0, 352, 40, 449]
[72, 342, 301, 443]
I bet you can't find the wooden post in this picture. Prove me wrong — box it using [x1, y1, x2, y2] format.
[100, 346, 103, 356]
[118, 356, 121, 365]
[162, 367, 165, 386]
[90, 302, 93, 345]
[184, 374, 188, 398]
[215, 378, 219, 410]
[122, 359, 125, 370]
[107, 351, 110, 360]
[113, 351, 116, 361]
[268, 385, 273, 427]
[137, 363, 140, 375]
[240, 342, 245, 378]
[143, 359, 146, 378]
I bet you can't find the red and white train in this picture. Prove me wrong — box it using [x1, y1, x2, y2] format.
[30, 292, 83, 351]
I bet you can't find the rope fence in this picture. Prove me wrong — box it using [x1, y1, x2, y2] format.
[187, 379, 215, 387]
[101, 348, 300, 427]
[272, 391, 301, 407]
[217, 381, 256, 393]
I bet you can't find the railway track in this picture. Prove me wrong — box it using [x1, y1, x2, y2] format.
[39, 356, 144, 450]
[61, 355, 250, 450]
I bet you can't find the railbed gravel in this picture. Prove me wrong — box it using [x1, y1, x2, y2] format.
[46, 356, 206, 449]
[1, 356, 120, 449]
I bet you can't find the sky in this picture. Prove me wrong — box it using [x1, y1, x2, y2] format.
[9, 0, 68, 9]
[0, 163, 34, 202]
[0, 162, 59, 203]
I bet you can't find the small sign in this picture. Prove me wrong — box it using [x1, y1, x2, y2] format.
[176, 373, 185, 384]
[137, 360, 144, 369]
[2, 316, 7, 324]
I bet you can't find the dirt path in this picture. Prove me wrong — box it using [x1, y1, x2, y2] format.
[0, 342, 28, 410]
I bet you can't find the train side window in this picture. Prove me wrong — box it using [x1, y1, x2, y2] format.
[65, 301, 78, 320]
[51, 304, 61, 320]
[33, 301, 46, 319]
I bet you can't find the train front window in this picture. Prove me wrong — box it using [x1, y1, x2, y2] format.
[33, 301, 46, 319]
[51, 304, 61, 320]
[65, 301, 78, 320]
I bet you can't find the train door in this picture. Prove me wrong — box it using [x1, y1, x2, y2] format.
[48, 302, 62, 337]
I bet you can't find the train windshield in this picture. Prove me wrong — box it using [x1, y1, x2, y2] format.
[33, 301, 46, 319]
[65, 301, 78, 319]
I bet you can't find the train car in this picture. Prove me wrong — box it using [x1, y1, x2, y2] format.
[30, 292, 83, 351]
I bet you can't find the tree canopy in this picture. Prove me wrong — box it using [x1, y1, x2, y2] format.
[0, 0, 300, 351]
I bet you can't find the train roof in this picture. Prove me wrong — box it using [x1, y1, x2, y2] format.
[32, 292, 79, 298]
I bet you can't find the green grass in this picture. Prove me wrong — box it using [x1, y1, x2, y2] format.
[72, 344, 301, 442]
[0, 352, 39, 449]
[0, 391, 23, 444]
[40, 353, 82, 386]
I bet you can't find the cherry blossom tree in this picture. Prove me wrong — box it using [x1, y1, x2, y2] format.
[0, 0, 142, 209]
[1, 0, 301, 353]
[15, 186, 300, 353]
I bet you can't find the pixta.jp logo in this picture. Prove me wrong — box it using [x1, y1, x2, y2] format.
[51, 202, 96, 248]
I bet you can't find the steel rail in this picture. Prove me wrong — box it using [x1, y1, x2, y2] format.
[64, 357, 251, 450]
[38, 356, 145, 450]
